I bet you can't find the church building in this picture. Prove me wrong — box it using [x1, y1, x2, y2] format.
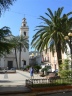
[0, 18, 29, 69]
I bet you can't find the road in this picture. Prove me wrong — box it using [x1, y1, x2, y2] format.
[0, 91, 72, 96]
[41, 91, 72, 96]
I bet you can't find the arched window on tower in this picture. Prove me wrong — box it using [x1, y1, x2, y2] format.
[24, 32, 26, 36]
[24, 24, 26, 26]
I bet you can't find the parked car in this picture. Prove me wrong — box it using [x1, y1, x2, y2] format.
[39, 64, 52, 76]
[10, 68, 16, 70]
[39, 64, 52, 73]
[55, 69, 58, 72]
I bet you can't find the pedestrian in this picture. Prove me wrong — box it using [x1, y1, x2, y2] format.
[30, 67, 34, 79]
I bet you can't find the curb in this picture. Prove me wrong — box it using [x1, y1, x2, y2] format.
[36, 89, 72, 96]
[0, 86, 31, 95]
[0, 91, 31, 95]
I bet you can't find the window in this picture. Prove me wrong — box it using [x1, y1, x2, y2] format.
[24, 32, 26, 36]
[24, 60, 26, 65]
[24, 24, 26, 26]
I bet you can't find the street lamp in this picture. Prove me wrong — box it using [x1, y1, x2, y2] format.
[65, 32, 72, 70]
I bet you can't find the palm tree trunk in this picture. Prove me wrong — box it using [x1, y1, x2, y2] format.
[19, 43, 21, 69]
[15, 47, 18, 69]
[56, 42, 62, 71]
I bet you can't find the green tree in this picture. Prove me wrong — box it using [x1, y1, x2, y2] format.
[9, 36, 19, 69]
[0, 26, 14, 56]
[59, 59, 72, 78]
[0, 0, 16, 16]
[10, 35, 29, 69]
[31, 7, 72, 71]
[17, 35, 29, 69]
[0, 0, 16, 55]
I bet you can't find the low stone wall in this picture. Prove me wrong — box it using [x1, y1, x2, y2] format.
[31, 85, 72, 93]
[0, 70, 16, 73]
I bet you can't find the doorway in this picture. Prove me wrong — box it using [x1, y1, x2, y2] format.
[23, 60, 26, 69]
[8, 61, 13, 69]
[24, 60, 26, 65]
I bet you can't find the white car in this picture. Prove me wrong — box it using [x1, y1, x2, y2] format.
[39, 64, 52, 72]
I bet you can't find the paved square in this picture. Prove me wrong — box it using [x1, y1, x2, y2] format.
[0, 70, 45, 86]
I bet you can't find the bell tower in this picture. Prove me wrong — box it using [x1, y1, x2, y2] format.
[19, 18, 29, 67]
[20, 18, 29, 37]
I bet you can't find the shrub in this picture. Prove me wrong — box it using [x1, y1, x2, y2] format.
[26, 65, 31, 70]
[33, 65, 41, 73]
[59, 59, 72, 78]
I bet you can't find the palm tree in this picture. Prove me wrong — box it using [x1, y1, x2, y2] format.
[0, 26, 14, 56]
[9, 36, 19, 69]
[17, 35, 29, 69]
[0, 0, 16, 56]
[0, 0, 16, 16]
[31, 7, 72, 71]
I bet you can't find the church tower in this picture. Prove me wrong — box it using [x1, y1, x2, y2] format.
[20, 18, 29, 38]
[18, 18, 29, 68]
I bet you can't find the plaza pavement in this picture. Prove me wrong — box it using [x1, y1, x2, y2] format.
[0, 70, 45, 86]
[0, 70, 72, 95]
[0, 70, 46, 95]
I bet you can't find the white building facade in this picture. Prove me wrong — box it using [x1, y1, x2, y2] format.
[0, 18, 29, 69]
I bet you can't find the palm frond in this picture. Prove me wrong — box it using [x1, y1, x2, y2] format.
[0, 0, 16, 15]
[47, 8, 54, 18]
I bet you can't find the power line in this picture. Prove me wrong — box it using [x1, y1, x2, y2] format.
[8, 10, 38, 18]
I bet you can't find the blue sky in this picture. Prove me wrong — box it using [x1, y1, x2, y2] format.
[0, 0, 72, 51]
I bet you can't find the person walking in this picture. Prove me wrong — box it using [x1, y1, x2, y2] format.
[30, 67, 34, 79]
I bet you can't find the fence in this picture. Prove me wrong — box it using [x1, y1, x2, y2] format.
[26, 78, 72, 87]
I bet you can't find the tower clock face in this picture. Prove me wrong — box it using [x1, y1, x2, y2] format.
[24, 32, 26, 36]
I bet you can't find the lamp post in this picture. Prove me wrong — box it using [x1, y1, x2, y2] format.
[65, 32, 72, 70]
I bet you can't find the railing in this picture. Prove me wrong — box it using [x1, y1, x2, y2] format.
[26, 79, 50, 87]
[26, 79, 33, 87]
[25, 78, 72, 87]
